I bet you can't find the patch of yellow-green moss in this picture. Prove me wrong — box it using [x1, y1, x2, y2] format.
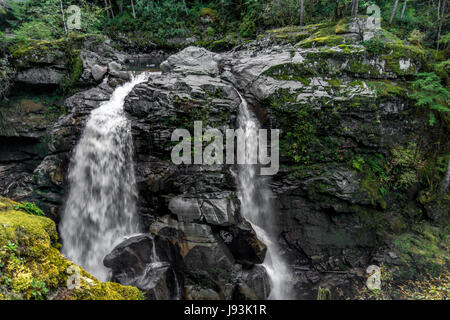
[295, 22, 346, 48]
[9, 38, 67, 68]
[262, 63, 313, 85]
[334, 17, 351, 34]
[72, 282, 145, 300]
[297, 34, 344, 48]
[367, 81, 408, 98]
[9, 33, 100, 69]
[0, 197, 143, 300]
[265, 26, 311, 43]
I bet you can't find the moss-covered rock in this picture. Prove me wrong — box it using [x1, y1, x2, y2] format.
[0, 197, 143, 300]
[391, 222, 450, 281]
[265, 26, 311, 44]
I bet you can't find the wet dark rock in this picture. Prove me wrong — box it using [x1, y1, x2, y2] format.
[104, 234, 185, 300]
[16, 67, 64, 85]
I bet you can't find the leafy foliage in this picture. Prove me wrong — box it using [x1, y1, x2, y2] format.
[30, 278, 49, 300]
[410, 72, 450, 126]
[0, 0, 447, 50]
[13, 202, 45, 217]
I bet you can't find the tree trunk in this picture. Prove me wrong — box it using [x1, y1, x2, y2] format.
[104, 0, 109, 17]
[60, 0, 67, 35]
[119, 0, 123, 14]
[437, 0, 446, 50]
[443, 157, 450, 193]
[389, 0, 400, 24]
[131, 0, 136, 19]
[299, 0, 305, 26]
[352, 0, 359, 16]
[400, 0, 407, 19]
[109, 0, 115, 18]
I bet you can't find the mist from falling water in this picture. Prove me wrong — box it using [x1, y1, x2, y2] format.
[60, 72, 149, 281]
[236, 91, 293, 300]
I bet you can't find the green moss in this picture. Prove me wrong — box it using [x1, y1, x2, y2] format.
[297, 35, 344, 48]
[72, 282, 143, 300]
[264, 89, 342, 165]
[207, 35, 238, 51]
[265, 26, 311, 44]
[334, 17, 352, 34]
[61, 49, 83, 93]
[367, 81, 408, 98]
[362, 33, 425, 76]
[329, 79, 342, 88]
[392, 223, 449, 281]
[9, 38, 66, 68]
[0, 198, 57, 258]
[0, 197, 143, 300]
[263, 63, 314, 84]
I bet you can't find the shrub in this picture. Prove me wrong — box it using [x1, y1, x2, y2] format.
[13, 21, 53, 40]
[262, 0, 301, 27]
[239, 13, 257, 38]
[199, 7, 217, 22]
[362, 39, 386, 55]
[410, 72, 450, 126]
[408, 29, 425, 46]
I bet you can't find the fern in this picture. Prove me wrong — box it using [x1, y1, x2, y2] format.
[13, 202, 45, 216]
[410, 72, 450, 126]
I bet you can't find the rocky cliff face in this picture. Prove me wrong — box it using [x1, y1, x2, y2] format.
[1, 18, 448, 299]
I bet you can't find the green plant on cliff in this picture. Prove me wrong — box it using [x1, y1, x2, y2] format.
[13, 202, 45, 217]
[61, 48, 83, 94]
[387, 142, 422, 192]
[317, 286, 332, 300]
[410, 72, 450, 126]
[30, 278, 48, 300]
[265, 89, 321, 164]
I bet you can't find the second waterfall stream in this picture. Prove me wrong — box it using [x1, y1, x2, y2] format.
[236, 92, 293, 300]
[60, 72, 149, 281]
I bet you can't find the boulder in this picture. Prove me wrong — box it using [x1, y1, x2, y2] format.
[104, 234, 184, 300]
[91, 64, 107, 81]
[221, 221, 267, 266]
[160, 46, 219, 76]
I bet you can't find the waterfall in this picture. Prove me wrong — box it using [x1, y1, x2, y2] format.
[60, 73, 149, 281]
[236, 92, 293, 300]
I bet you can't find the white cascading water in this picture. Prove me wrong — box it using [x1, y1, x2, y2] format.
[60, 72, 149, 281]
[236, 92, 293, 300]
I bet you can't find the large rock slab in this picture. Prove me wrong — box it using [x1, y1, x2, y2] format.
[16, 67, 64, 85]
[104, 234, 184, 300]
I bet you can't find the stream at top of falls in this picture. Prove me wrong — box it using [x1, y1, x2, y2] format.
[235, 91, 293, 300]
[60, 72, 152, 281]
